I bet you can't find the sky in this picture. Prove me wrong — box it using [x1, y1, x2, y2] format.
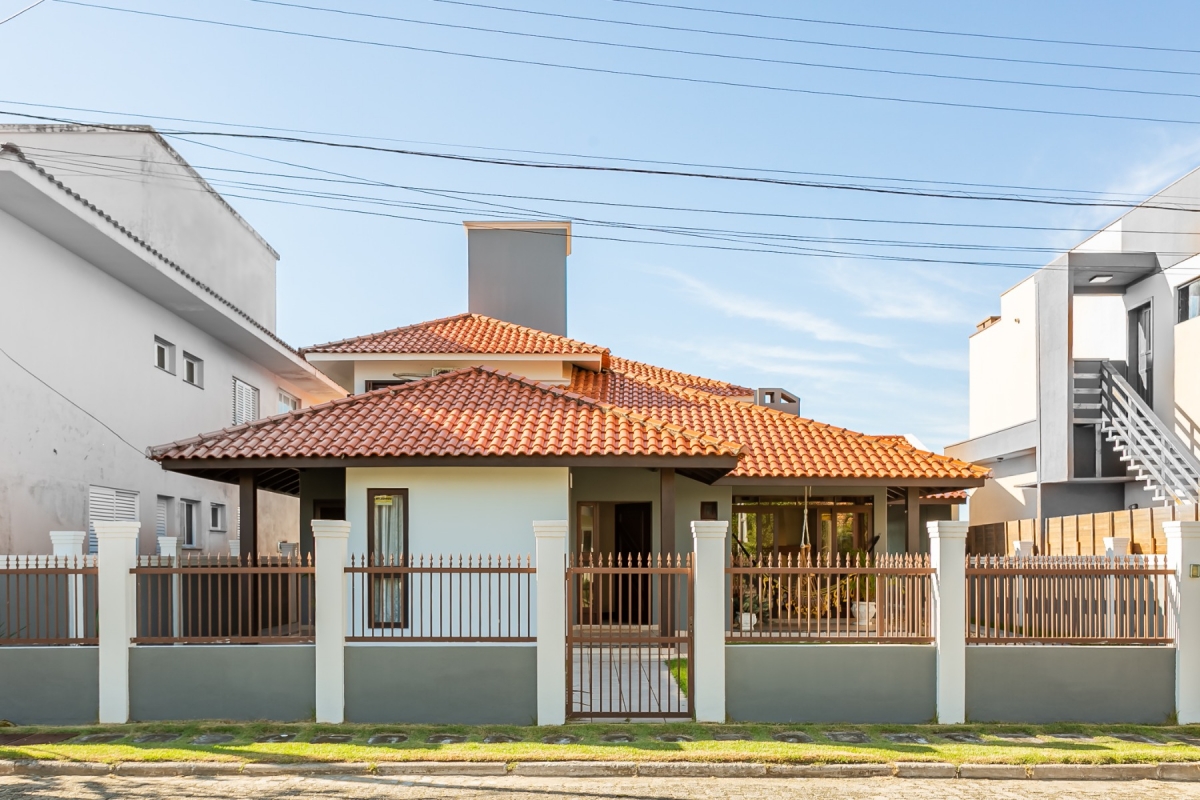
[3, 0, 1200, 451]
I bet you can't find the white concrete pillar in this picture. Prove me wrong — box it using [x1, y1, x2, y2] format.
[929, 520, 968, 725]
[313, 520, 350, 724]
[1013, 540, 1036, 558]
[691, 520, 728, 723]
[1165, 521, 1200, 724]
[95, 520, 139, 724]
[157, 537, 182, 639]
[50, 531, 86, 639]
[534, 520, 567, 726]
[1104, 536, 1130, 557]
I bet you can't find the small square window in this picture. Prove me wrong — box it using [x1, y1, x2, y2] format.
[1180, 279, 1200, 324]
[182, 353, 204, 388]
[278, 390, 300, 414]
[154, 337, 175, 374]
[210, 502, 226, 531]
[180, 499, 199, 548]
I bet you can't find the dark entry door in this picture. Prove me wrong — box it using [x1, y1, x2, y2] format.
[1128, 303, 1153, 405]
[614, 503, 652, 624]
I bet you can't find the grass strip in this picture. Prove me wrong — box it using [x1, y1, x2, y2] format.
[0, 722, 1198, 765]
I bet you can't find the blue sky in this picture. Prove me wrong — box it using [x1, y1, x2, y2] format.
[4, 0, 1200, 451]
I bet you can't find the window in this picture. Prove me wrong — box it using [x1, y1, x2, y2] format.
[1180, 279, 1200, 323]
[210, 502, 227, 531]
[367, 489, 408, 627]
[87, 485, 139, 555]
[154, 337, 175, 374]
[180, 499, 199, 547]
[182, 352, 204, 387]
[277, 390, 300, 414]
[232, 378, 260, 425]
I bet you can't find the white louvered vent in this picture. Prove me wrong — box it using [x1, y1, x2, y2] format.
[232, 378, 260, 425]
[87, 485, 139, 554]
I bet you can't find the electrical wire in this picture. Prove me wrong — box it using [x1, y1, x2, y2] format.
[252, 0, 1200, 103]
[54, 2, 1200, 129]
[0, 0, 46, 26]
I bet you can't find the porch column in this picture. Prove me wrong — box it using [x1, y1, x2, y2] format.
[906, 487, 921, 553]
[1165, 521, 1200, 723]
[96, 520, 139, 724]
[929, 520, 967, 725]
[691, 520, 728, 723]
[313, 519, 350, 724]
[239, 472, 258, 559]
[534, 520, 568, 726]
[659, 468, 676, 554]
[157, 536, 182, 639]
[50, 531, 86, 639]
[871, 490, 887, 554]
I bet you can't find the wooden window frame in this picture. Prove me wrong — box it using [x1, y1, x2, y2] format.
[366, 488, 409, 628]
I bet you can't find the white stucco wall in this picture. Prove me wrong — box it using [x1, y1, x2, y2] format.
[1176, 316, 1200, 459]
[964, 454, 1037, 527]
[0, 127, 279, 330]
[0, 206, 317, 554]
[1072, 295, 1126, 360]
[348, 357, 573, 394]
[344, 467, 569, 558]
[969, 278, 1038, 438]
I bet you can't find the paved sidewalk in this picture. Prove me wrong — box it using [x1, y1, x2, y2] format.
[2, 774, 1199, 799]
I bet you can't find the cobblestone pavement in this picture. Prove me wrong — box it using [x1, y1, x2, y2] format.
[2, 774, 1200, 800]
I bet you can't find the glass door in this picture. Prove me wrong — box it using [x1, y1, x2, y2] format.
[368, 489, 407, 627]
[1128, 303, 1153, 404]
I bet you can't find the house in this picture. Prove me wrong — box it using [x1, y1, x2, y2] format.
[0, 126, 344, 556]
[946, 165, 1200, 528]
[150, 222, 988, 565]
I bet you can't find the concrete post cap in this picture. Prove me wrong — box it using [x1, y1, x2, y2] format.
[49, 531, 87, 545]
[532, 520, 568, 538]
[691, 520, 729, 539]
[311, 520, 351, 539]
[91, 521, 140, 538]
[927, 520, 968, 539]
[1163, 521, 1200, 539]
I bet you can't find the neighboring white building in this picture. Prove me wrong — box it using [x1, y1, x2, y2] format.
[0, 126, 344, 555]
[947, 166, 1200, 526]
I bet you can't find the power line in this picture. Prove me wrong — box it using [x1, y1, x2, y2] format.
[55, 2, 1200, 129]
[3, 98, 1197, 204]
[423, 0, 1200, 79]
[252, 0, 1200, 103]
[0, 344, 145, 457]
[603, 0, 1200, 57]
[0, 0, 47, 26]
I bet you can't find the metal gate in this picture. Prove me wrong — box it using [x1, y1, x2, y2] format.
[566, 553, 692, 719]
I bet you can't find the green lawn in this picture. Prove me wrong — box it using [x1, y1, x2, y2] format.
[1, 722, 1199, 765]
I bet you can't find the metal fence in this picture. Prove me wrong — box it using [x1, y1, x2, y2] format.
[727, 552, 933, 643]
[0, 556, 97, 645]
[345, 554, 534, 641]
[131, 554, 314, 644]
[965, 555, 1174, 644]
[567, 552, 692, 720]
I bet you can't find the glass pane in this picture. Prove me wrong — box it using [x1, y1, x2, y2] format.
[579, 504, 594, 553]
[836, 513, 855, 556]
[372, 493, 405, 626]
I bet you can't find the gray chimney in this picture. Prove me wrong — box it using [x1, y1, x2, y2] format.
[465, 221, 571, 336]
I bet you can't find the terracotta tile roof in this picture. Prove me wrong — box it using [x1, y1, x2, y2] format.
[302, 313, 609, 357]
[609, 356, 752, 398]
[568, 368, 989, 481]
[150, 367, 742, 462]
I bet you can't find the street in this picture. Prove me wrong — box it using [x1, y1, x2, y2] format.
[1, 774, 1199, 800]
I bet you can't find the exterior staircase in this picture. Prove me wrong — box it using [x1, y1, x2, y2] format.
[1095, 361, 1200, 505]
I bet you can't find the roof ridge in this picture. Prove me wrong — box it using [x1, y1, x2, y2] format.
[0, 143, 302, 358]
[301, 312, 611, 355]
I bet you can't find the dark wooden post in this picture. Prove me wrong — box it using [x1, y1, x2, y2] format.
[238, 471, 259, 636]
[906, 486, 920, 553]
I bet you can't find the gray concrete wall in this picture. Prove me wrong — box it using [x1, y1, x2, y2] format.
[726, 645, 935, 723]
[966, 646, 1175, 723]
[0, 647, 98, 725]
[345, 645, 537, 725]
[130, 645, 314, 721]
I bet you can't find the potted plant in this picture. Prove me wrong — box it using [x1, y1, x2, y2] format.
[739, 584, 760, 631]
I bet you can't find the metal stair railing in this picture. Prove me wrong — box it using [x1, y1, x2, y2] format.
[1099, 361, 1200, 505]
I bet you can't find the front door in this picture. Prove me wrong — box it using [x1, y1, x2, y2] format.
[1128, 303, 1153, 405]
[614, 503, 652, 624]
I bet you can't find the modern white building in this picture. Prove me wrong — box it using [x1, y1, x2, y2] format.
[0, 126, 344, 556]
[947, 166, 1200, 526]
